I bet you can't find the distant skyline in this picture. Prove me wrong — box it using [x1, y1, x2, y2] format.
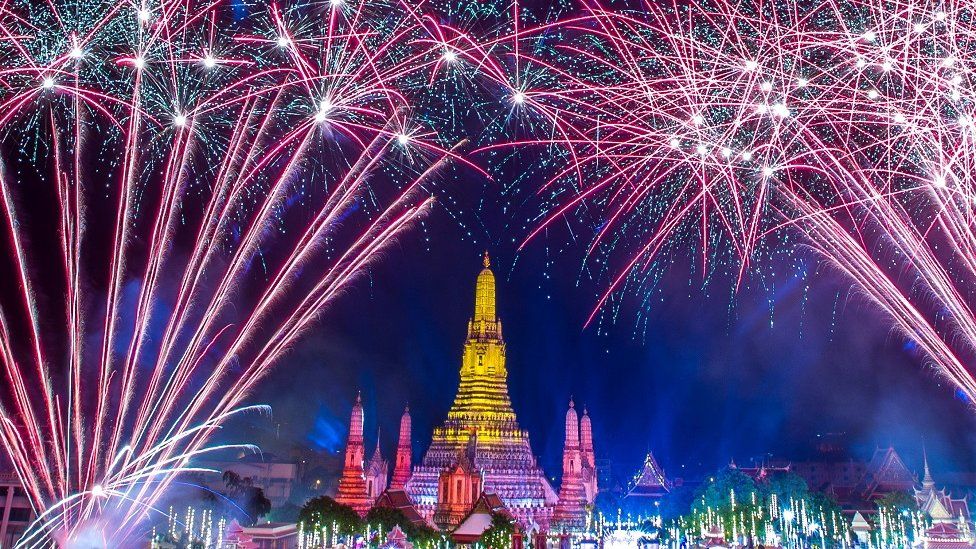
[244, 200, 976, 482]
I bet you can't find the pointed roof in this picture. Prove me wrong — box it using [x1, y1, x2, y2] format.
[862, 446, 915, 497]
[626, 452, 671, 498]
[924, 448, 936, 490]
[370, 443, 383, 464]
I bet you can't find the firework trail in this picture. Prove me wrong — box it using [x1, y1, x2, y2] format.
[0, 0, 485, 544]
[488, 0, 976, 399]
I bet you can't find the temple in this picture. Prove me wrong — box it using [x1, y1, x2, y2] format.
[915, 452, 973, 548]
[580, 406, 597, 505]
[365, 432, 388, 502]
[335, 253, 595, 534]
[554, 399, 588, 529]
[390, 407, 412, 490]
[335, 393, 370, 515]
[622, 452, 672, 510]
[404, 252, 560, 529]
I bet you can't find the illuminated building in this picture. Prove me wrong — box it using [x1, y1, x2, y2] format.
[335, 254, 597, 531]
[623, 452, 671, 508]
[580, 406, 598, 505]
[554, 399, 588, 529]
[402, 253, 563, 530]
[390, 406, 412, 490]
[335, 393, 370, 515]
[915, 453, 973, 548]
[916, 453, 970, 526]
[366, 435, 389, 502]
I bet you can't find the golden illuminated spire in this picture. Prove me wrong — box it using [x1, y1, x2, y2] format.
[473, 251, 496, 328]
[447, 253, 513, 422]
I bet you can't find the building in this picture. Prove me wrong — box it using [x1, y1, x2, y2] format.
[580, 407, 597, 505]
[366, 436, 389, 501]
[915, 453, 970, 526]
[197, 456, 299, 508]
[623, 452, 672, 505]
[452, 493, 512, 545]
[773, 445, 917, 517]
[0, 472, 33, 547]
[402, 253, 568, 530]
[335, 393, 370, 515]
[335, 253, 594, 532]
[915, 454, 973, 548]
[390, 407, 412, 490]
[225, 520, 298, 549]
[554, 399, 588, 530]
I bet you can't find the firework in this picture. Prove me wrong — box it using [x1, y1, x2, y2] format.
[0, 0, 479, 544]
[498, 0, 976, 401]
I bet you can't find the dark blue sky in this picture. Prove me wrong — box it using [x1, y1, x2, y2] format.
[247, 184, 976, 484]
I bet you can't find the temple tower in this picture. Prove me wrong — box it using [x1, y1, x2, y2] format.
[580, 407, 598, 504]
[390, 406, 412, 490]
[336, 392, 370, 515]
[366, 431, 389, 502]
[554, 399, 588, 529]
[405, 253, 557, 528]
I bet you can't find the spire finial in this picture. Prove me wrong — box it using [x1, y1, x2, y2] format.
[569, 396, 575, 408]
[483, 250, 490, 268]
[923, 445, 935, 487]
[356, 390, 362, 404]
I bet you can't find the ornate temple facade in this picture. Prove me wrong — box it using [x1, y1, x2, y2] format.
[625, 452, 672, 503]
[336, 253, 595, 532]
[403, 253, 561, 529]
[915, 454, 973, 548]
[365, 437, 389, 501]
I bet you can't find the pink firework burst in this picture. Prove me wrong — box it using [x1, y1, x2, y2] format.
[0, 0, 482, 545]
[503, 0, 976, 399]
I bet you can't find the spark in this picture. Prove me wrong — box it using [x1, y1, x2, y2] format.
[506, 0, 976, 410]
[0, 0, 476, 544]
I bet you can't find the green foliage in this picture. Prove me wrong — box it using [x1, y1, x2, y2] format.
[299, 495, 363, 537]
[674, 466, 849, 547]
[872, 491, 920, 546]
[222, 471, 272, 526]
[479, 513, 515, 549]
[877, 491, 919, 515]
[691, 468, 760, 520]
[762, 471, 810, 503]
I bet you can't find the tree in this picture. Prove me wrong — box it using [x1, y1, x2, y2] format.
[299, 496, 363, 537]
[221, 471, 271, 526]
[479, 513, 515, 549]
[874, 490, 920, 546]
[761, 470, 810, 503]
[877, 491, 918, 515]
[692, 468, 759, 518]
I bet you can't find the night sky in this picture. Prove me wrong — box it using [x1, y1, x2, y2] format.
[243, 169, 976, 485]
